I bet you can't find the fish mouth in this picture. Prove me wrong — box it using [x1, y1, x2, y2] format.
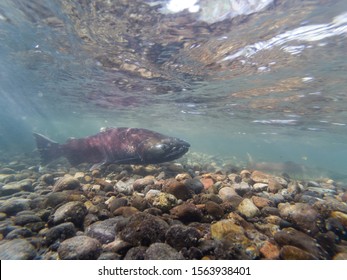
[163, 140, 190, 160]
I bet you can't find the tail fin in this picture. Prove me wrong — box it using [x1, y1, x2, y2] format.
[33, 133, 63, 164]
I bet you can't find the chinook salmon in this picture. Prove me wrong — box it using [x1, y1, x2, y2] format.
[33, 127, 190, 169]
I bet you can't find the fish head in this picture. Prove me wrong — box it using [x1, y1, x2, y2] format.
[138, 136, 190, 163]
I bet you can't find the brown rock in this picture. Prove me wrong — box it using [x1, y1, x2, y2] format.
[274, 227, 328, 259]
[200, 178, 214, 190]
[330, 211, 347, 228]
[252, 196, 273, 209]
[113, 206, 139, 217]
[205, 201, 224, 219]
[170, 203, 203, 223]
[237, 198, 260, 218]
[133, 177, 155, 192]
[163, 179, 193, 200]
[53, 175, 80, 192]
[267, 178, 283, 193]
[278, 202, 319, 234]
[259, 241, 280, 259]
[251, 171, 271, 183]
[280, 245, 317, 260]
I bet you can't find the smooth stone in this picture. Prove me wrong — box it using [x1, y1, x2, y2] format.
[113, 206, 139, 217]
[115, 180, 134, 195]
[252, 196, 273, 209]
[44, 222, 76, 245]
[53, 175, 80, 192]
[233, 182, 251, 196]
[274, 227, 327, 259]
[120, 212, 169, 246]
[218, 187, 239, 202]
[133, 177, 154, 192]
[6, 227, 33, 239]
[0, 239, 36, 259]
[58, 235, 102, 260]
[50, 201, 87, 228]
[253, 183, 268, 192]
[280, 245, 317, 260]
[210, 219, 250, 247]
[330, 211, 347, 228]
[200, 178, 214, 190]
[124, 246, 148, 260]
[0, 198, 30, 215]
[163, 179, 193, 200]
[184, 178, 204, 194]
[145, 190, 177, 212]
[0, 168, 15, 174]
[205, 201, 224, 219]
[314, 199, 347, 214]
[102, 237, 132, 254]
[267, 178, 283, 193]
[165, 224, 202, 250]
[86, 216, 127, 244]
[97, 252, 122, 260]
[44, 192, 69, 208]
[106, 197, 128, 212]
[170, 203, 203, 223]
[278, 202, 319, 234]
[251, 171, 271, 183]
[14, 214, 42, 226]
[333, 252, 347, 260]
[0, 212, 6, 221]
[237, 198, 260, 218]
[1, 179, 33, 196]
[144, 243, 184, 260]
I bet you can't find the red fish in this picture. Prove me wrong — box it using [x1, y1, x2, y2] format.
[33, 127, 190, 169]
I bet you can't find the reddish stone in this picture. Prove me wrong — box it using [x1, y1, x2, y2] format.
[260, 241, 280, 259]
[200, 178, 214, 190]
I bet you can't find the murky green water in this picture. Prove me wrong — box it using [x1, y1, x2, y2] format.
[0, 0, 347, 182]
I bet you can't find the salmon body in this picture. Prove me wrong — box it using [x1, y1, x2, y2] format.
[33, 127, 190, 169]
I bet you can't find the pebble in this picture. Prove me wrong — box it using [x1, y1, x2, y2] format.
[115, 180, 134, 195]
[274, 227, 327, 259]
[278, 202, 319, 234]
[170, 203, 203, 223]
[163, 179, 193, 200]
[237, 198, 260, 218]
[53, 175, 80, 192]
[58, 235, 102, 260]
[14, 214, 42, 226]
[330, 211, 347, 228]
[0, 238, 36, 259]
[120, 212, 169, 246]
[200, 178, 214, 190]
[259, 241, 280, 259]
[133, 177, 154, 192]
[280, 245, 317, 260]
[144, 243, 184, 260]
[0, 198, 31, 215]
[253, 183, 268, 192]
[86, 217, 127, 244]
[205, 201, 224, 219]
[49, 201, 87, 228]
[145, 190, 177, 212]
[218, 187, 239, 202]
[184, 178, 204, 194]
[165, 224, 202, 250]
[251, 171, 271, 183]
[0, 179, 33, 196]
[124, 246, 147, 260]
[44, 222, 76, 245]
[252, 196, 273, 209]
[233, 182, 251, 196]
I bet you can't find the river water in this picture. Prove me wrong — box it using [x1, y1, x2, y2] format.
[1, 0, 347, 182]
